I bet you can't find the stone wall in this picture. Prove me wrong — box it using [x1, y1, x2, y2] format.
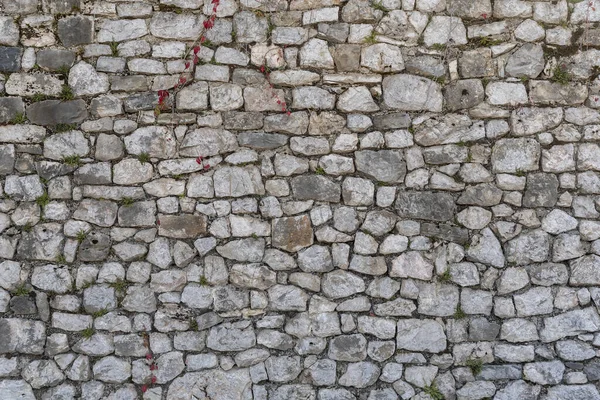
[1, 0, 600, 398]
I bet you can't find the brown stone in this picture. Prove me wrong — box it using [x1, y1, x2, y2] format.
[158, 214, 207, 239]
[272, 215, 314, 252]
[333, 44, 361, 72]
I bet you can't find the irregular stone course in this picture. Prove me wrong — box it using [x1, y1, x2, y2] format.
[1, 0, 600, 399]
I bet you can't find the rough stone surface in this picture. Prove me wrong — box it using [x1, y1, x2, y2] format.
[0, 2, 598, 397]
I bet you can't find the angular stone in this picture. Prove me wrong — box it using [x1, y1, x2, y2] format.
[4, 174, 44, 201]
[0, 125, 46, 144]
[423, 16, 468, 46]
[395, 191, 455, 222]
[0, 319, 45, 354]
[457, 183, 502, 207]
[396, 319, 446, 353]
[339, 362, 380, 388]
[31, 265, 72, 294]
[322, 270, 365, 299]
[0, 17, 19, 46]
[337, 86, 379, 113]
[523, 361, 565, 385]
[26, 100, 88, 126]
[5, 73, 63, 97]
[506, 230, 551, 265]
[36, 49, 75, 71]
[511, 107, 563, 136]
[290, 175, 341, 202]
[505, 44, 545, 78]
[355, 150, 406, 183]
[124, 126, 177, 159]
[540, 307, 600, 342]
[237, 132, 287, 151]
[383, 74, 443, 112]
[299, 38, 334, 69]
[546, 385, 600, 400]
[272, 215, 313, 253]
[69, 62, 109, 97]
[92, 357, 131, 383]
[158, 215, 207, 239]
[16, 223, 64, 261]
[97, 19, 148, 43]
[73, 199, 118, 227]
[570, 255, 600, 286]
[207, 322, 256, 351]
[491, 138, 540, 173]
[43, 130, 89, 160]
[0, 381, 35, 400]
[0, 47, 22, 72]
[22, 360, 64, 389]
[150, 12, 204, 40]
[417, 283, 459, 317]
[531, 81, 588, 106]
[391, 251, 433, 280]
[413, 114, 485, 146]
[213, 166, 265, 197]
[361, 43, 404, 73]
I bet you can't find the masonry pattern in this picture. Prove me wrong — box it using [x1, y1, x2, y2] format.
[2, 0, 600, 399]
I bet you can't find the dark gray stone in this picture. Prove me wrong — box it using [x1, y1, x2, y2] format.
[291, 175, 341, 202]
[421, 223, 469, 244]
[9, 296, 37, 315]
[355, 150, 406, 183]
[26, 100, 88, 126]
[73, 163, 112, 185]
[372, 113, 411, 130]
[237, 131, 288, 150]
[478, 365, 522, 380]
[0, 145, 15, 175]
[469, 317, 500, 341]
[395, 191, 456, 222]
[118, 201, 157, 227]
[457, 183, 503, 207]
[223, 112, 264, 130]
[523, 173, 559, 208]
[0, 47, 22, 72]
[49, 0, 81, 13]
[36, 49, 76, 71]
[78, 231, 111, 262]
[35, 161, 77, 180]
[110, 76, 149, 92]
[123, 92, 159, 112]
[332, 44, 360, 71]
[405, 55, 446, 78]
[584, 360, 600, 381]
[444, 79, 485, 111]
[57, 16, 94, 47]
[320, 23, 350, 44]
[0, 97, 25, 124]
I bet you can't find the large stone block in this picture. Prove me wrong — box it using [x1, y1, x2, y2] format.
[395, 191, 456, 222]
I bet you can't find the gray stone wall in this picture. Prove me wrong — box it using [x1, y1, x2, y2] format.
[1, 0, 600, 399]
